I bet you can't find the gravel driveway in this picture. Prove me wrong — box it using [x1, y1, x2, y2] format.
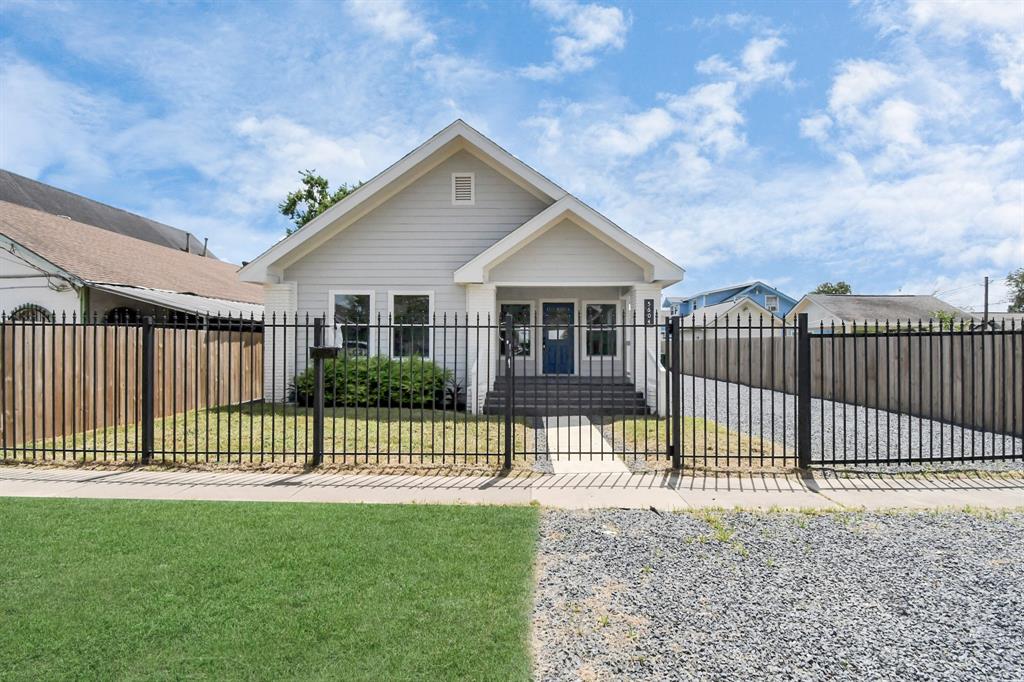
[680, 375, 1023, 470]
[534, 508, 1024, 681]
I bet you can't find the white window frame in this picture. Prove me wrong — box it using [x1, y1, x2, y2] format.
[388, 290, 435, 359]
[765, 294, 779, 312]
[582, 300, 620, 358]
[498, 300, 534, 359]
[327, 289, 377, 354]
[451, 172, 475, 206]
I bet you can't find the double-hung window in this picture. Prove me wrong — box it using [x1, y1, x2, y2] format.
[498, 303, 532, 356]
[391, 293, 432, 357]
[585, 303, 617, 357]
[333, 292, 373, 355]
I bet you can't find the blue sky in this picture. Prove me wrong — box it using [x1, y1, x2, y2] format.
[1, 0, 1021, 309]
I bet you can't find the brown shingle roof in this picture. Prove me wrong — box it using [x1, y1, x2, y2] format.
[0, 201, 261, 304]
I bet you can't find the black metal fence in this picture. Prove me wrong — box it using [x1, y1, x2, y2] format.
[665, 313, 1022, 468]
[1, 311, 1020, 470]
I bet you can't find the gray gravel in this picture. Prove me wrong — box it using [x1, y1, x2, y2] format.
[534, 508, 1024, 681]
[681, 375, 1024, 471]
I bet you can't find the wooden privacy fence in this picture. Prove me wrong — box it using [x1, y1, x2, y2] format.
[679, 327, 1023, 437]
[1, 322, 263, 447]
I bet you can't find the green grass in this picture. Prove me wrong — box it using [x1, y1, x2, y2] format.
[0, 498, 539, 681]
[607, 416, 794, 468]
[4, 406, 538, 466]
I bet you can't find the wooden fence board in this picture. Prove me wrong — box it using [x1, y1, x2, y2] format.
[1, 324, 263, 447]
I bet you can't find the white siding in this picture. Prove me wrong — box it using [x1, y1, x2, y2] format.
[488, 219, 644, 283]
[283, 150, 548, 381]
[0, 249, 80, 319]
[285, 149, 549, 320]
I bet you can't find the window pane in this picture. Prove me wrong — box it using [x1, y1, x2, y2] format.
[334, 294, 371, 354]
[393, 294, 430, 356]
[586, 303, 616, 356]
[499, 303, 531, 356]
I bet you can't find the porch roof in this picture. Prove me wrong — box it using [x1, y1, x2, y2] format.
[453, 196, 684, 286]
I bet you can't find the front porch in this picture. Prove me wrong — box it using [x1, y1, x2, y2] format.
[465, 283, 667, 416]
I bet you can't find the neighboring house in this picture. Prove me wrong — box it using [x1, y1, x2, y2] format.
[664, 281, 797, 319]
[0, 201, 262, 322]
[0, 169, 212, 256]
[785, 294, 974, 329]
[678, 298, 781, 339]
[239, 120, 685, 413]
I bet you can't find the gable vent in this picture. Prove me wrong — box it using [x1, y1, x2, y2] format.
[452, 172, 475, 205]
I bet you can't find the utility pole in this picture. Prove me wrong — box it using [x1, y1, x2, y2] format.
[983, 276, 989, 326]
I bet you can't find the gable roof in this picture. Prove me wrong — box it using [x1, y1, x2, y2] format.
[680, 298, 776, 328]
[0, 169, 213, 257]
[665, 280, 795, 304]
[238, 120, 569, 283]
[238, 119, 683, 285]
[0, 201, 261, 305]
[787, 294, 973, 322]
[453, 196, 683, 285]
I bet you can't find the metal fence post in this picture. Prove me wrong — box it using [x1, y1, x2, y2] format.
[669, 315, 682, 470]
[503, 313, 514, 470]
[797, 312, 812, 469]
[312, 316, 325, 467]
[140, 316, 154, 464]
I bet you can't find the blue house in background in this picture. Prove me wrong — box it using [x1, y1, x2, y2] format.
[664, 281, 798, 319]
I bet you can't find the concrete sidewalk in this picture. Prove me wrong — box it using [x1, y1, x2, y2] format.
[1, 466, 1021, 510]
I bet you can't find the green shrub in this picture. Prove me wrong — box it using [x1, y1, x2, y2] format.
[291, 355, 452, 408]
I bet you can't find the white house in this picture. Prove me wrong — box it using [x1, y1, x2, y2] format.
[239, 120, 684, 413]
[677, 297, 781, 340]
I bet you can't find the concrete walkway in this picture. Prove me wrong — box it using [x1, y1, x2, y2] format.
[1, 466, 1021, 510]
[542, 416, 630, 474]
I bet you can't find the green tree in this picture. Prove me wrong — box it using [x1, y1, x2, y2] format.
[1007, 267, 1024, 313]
[812, 281, 852, 295]
[279, 170, 361, 235]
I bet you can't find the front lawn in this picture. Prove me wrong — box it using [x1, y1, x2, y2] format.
[4, 405, 539, 467]
[0, 498, 538, 681]
[604, 416, 795, 469]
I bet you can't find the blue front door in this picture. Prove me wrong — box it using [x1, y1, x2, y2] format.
[542, 302, 574, 374]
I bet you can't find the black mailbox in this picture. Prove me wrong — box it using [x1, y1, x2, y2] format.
[310, 346, 341, 360]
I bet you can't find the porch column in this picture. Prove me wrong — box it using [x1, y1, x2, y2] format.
[263, 281, 297, 403]
[465, 283, 496, 414]
[628, 283, 666, 416]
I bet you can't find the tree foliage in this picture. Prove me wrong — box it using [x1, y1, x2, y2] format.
[812, 281, 853, 295]
[1007, 267, 1024, 313]
[279, 170, 362, 235]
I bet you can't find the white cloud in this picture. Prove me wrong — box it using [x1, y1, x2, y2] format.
[520, 0, 629, 80]
[0, 59, 114, 179]
[696, 35, 793, 85]
[868, 0, 1024, 103]
[665, 82, 746, 158]
[827, 60, 902, 115]
[345, 0, 436, 50]
[589, 108, 675, 156]
[799, 113, 832, 143]
[515, 8, 1022, 309]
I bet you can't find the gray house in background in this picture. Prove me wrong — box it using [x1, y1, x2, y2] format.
[239, 120, 685, 413]
[785, 294, 975, 329]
